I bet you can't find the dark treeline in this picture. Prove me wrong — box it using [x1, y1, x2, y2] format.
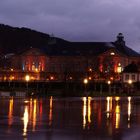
[0, 24, 67, 54]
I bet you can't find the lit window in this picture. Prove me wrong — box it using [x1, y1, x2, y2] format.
[32, 65, 35, 71]
[117, 63, 122, 73]
[110, 52, 115, 55]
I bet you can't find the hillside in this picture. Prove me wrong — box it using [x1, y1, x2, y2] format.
[0, 24, 67, 54]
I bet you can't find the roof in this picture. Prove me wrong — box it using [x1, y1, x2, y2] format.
[42, 41, 140, 57]
[44, 42, 115, 56]
[123, 63, 139, 73]
[112, 42, 140, 57]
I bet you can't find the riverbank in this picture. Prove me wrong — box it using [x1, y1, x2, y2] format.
[0, 81, 139, 97]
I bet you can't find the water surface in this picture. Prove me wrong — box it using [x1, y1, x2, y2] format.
[0, 96, 140, 140]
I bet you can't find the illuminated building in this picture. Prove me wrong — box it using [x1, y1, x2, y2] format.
[122, 62, 140, 83]
[0, 33, 139, 82]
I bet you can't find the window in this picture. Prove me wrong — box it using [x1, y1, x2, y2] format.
[32, 65, 35, 71]
[132, 74, 136, 80]
[125, 74, 129, 80]
[25, 61, 29, 71]
[39, 62, 42, 71]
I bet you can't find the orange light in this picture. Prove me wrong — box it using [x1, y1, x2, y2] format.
[35, 68, 39, 72]
[89, 77, 92, 80]
[9, 75, 14, 81]
[25, 75, 30, 82]
[50, 76, 54, 80]
[69, 77, 73, 80]
[89, 68, 92, 72]
[110, 77, 113, 80]
[8, 98, 13, 126]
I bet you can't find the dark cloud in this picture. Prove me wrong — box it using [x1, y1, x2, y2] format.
[0, 0, 140, 52]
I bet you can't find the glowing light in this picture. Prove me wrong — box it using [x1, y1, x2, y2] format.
[82, 97, 92, 129]
[110, 77, 113, 80]
[107, 80, 111, 85]
[88, 77, 92, 80]
[88, 97, 91, 124]
[128, 80, 132, 85]
[32, 99, 37, 131]
[110, 52, 115, 55]
[115, 104, 120, 129]
[23, 106, 29, 136]
[106, 97, 112, 119]
[29, 98, 33, 121]
[9, 75, 15, 81]
[50, 76, 54, 80]
[115, 97, 120, 102]
[25, 75, 30, 82]
[99, 64, 103, 72]
[69, 77, 73, 80]
[35, 68, 39, 72]
[30, 76, 35, 80]
[83, 97, 87, 129]
[24, 100, 29, 103]
[89, 68, 92, 72]
[10, 68, 13, 71]
[4, 76, 7, 81]
[83, 78, 88, 84]
[117, 63, 122, 73]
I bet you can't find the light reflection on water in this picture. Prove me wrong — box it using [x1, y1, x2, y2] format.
[1, 96, 140, 140]
[82, 97, 91, 129]
[49, 96, 53, 126]
[8, 98, 13, 126]
[23, 106, 28, 136]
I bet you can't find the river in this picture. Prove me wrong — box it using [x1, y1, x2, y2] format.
[0, 96, 140, 140]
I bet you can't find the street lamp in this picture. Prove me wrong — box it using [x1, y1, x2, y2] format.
[117, 63, 122, 81]
[128, 79, 132, 85]
[25, 75, 30, 93]
[83, 78, 88, 96]
[128, 79, 132, 94]
[107, 80, 111, 94]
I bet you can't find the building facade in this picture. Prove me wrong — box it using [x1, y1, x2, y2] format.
[0, 33, 140, 83]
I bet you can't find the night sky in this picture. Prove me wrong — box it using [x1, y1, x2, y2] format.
[0, 0, 140, 52]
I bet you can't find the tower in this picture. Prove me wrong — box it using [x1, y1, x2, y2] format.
[115, 33, 125, 46]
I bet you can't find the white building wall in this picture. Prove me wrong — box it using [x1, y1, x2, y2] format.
[122, 73, 139, 83]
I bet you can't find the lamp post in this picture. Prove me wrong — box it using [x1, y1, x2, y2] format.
[25, 75, 30, 94]
[107, 80, 111, 95]
[128, 79, 132, 94]
[83, 78, 88, 97]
